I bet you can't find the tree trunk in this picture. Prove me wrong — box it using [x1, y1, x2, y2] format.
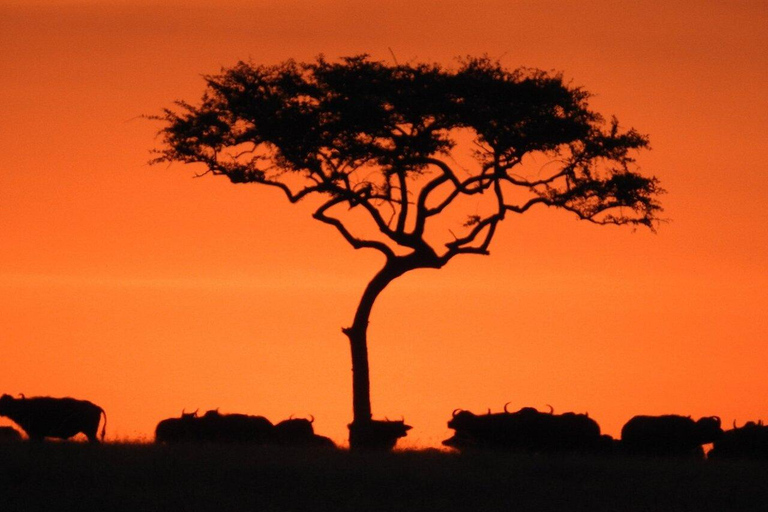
[344, 252, 442, 451]
[343, 264, 400, 422]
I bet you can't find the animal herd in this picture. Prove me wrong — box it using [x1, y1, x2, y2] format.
[155, 409, 335, 448]
[2, 393, 768, 460]
[444, 404, 731, 459]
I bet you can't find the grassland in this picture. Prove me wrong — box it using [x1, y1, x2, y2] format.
[1, 443, 767, 511]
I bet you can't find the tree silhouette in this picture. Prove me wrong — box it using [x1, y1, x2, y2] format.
[153, 55, 663, 450]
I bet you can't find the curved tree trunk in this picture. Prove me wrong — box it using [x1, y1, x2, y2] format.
[343, 263, 401, 425]
[344, 253, 442, 451]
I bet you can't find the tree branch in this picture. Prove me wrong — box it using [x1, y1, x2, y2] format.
[442, 213, 502, 257]
[313, 198, 396, 259]
[395, 170, 409, 234]
[440, 215, 500, 263]
[504, 196, 551, 214]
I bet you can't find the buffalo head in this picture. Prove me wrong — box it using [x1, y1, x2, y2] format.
[695, 416, 723, 443]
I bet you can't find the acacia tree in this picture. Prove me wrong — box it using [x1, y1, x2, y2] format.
[154, 55, 663, 450]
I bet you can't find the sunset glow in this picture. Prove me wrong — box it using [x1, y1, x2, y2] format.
[2, 1, 766, 447]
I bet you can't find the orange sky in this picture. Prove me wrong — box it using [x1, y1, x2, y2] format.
[1, 0, 767, 447]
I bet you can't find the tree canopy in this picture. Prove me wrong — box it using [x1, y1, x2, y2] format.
[155, 55, 662, 265]
[154, 55, 663, 450]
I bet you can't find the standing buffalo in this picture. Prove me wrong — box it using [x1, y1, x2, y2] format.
[443, 404, 604, 454]
[620, 414, 722, 458]
[0, 394, 107, 443]
[709, 420, 768, 460]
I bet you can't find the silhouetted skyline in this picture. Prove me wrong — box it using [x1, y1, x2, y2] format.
[1, 1, 766, 447]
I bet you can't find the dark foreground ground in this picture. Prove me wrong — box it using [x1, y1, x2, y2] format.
[1, 443, 767, 512]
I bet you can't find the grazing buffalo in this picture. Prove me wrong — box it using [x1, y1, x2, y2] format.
[348, 419, 412, 451]
[0, 394, 107, 443]
[155, 410, 336, 447]
[620, 414, 723, 458]
[443, 404, 604, 454]
[709, 420, 768, 460]
[0, 426, 23, 442]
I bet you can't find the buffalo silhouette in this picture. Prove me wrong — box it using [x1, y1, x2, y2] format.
[348, 419, 412, 451]
[620, 414, 722, 458]
[155, 409, 335, 447]
[0, 394, 106, 442]
[443, 404, 605, 454]
[709, 420, 768, 460]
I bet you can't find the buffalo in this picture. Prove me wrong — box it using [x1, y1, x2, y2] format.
[155, 409, 336, 447]
[348, 419, 412, 451]
[709, 420, 768, 460]
[156, 409, 274, 444]
[0, 394, 106, 443]
[275, 417, 335, 448]
[443, 404, 604, 454]
[620, 414, 723, 458]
